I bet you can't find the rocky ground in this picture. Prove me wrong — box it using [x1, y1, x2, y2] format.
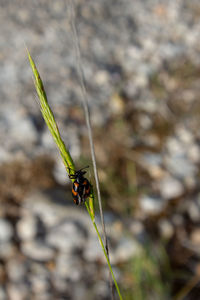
[1, 0, 200, 299]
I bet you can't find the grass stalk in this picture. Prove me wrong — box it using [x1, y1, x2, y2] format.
[27, 50, 75, 174]
[85, 202, 123, 300]
[27, 51, 123, 299]
[68, 1, 114, 298]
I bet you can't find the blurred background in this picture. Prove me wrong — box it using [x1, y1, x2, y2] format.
[0, 0, 200, 299]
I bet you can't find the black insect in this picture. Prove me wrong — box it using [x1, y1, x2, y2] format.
[68, 166, 91, 205]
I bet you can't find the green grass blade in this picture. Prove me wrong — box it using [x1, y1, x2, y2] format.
[27, 50, 75, 173]
[85, 202, 123, 300]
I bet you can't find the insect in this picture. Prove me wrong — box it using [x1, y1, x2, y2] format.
[68, 166, 91, 205]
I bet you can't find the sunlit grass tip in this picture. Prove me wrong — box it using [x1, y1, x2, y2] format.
[27, 50, 75, 173]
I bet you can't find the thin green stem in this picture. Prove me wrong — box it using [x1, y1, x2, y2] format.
[85, 202, 123, 300]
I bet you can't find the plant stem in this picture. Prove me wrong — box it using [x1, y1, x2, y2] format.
[69, 1, 114, 298]
[85, 202, 123, 300]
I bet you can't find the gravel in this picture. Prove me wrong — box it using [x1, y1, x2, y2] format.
[1, 0, 200, 298]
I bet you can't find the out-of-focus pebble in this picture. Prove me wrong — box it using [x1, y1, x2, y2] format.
[47, 221, 85, 253]
[158, 219, 174, 239]
[159, 176, 184, 199]
[17, 212, 37, 241]
[140, 195, 165, 214]
[21, 241, 55, 262]
[111, 237, 141, 263]
[0, 219, 13, 243]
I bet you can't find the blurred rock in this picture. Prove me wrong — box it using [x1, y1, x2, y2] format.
[141, 133, 160, 148]
[139, 152, 164, 179]
[7, 257, 27, 283]
[83, 236, 104, 263]
[29, 273, 50, 295]
[158, 219, 174, 239]
[21, 241, 55, 262]
[0, 287, 6, 300]
[0, 218, 13, 243]
[23, 190, 91, 229]
[9, 114, 38, 148]
[164, 155, 197, 179]
[17, 212, 37, 241]
[166, 137, 185, 156]
[53, 156, 68, 185]
[0, 243, 15, 260]
[129, 220, 146, 242]
[55, 254, 82, 281]
[94, 281, 109, 299]
[111, 237, 141, 264]
[188, 144, 200, 163]
[52, 275, 70, 294]
[138, 114, 153, 130]
[0, 148, 12, 163]
[7, 283, 29, 300]
[47, 221, 85, 253]
[23, 190, 68, 228]
[171, 214, 184, 226]
[140, 195, 165, 215]
[188, 201, 200, 222]
[190, 229, 200, 249]
[176, 126, 194, 145]
[159, 176, 184, 199]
